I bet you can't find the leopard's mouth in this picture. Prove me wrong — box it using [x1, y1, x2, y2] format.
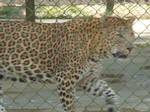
[111, 47, 133, 59]
[112, 52, 128, 58]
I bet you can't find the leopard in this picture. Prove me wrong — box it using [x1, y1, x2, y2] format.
[0, 16, 135, 112]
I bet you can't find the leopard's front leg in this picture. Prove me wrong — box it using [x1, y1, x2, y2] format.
[55, 72, 76, 112]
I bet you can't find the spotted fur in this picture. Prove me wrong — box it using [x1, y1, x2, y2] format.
[0, 16, 135, 112]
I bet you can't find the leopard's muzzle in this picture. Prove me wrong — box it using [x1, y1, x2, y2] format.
[112, 47, 133, 59]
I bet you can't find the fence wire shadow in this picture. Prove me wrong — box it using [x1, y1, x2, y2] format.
[0, 0, 150, 112]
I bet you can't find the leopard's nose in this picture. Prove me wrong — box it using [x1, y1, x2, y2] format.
[127, 47, 133, 53]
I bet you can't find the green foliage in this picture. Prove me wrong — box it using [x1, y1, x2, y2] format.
[1, 4, 150, 20]
[36, 5, 91, 19]
[0, 7, 21, 19]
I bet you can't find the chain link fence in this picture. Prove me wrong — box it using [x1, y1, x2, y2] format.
[0, 0, 150, 112]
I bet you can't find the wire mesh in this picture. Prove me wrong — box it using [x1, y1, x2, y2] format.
[0, 0, 150, 112]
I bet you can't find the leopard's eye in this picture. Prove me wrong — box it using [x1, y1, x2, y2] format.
[117, 33, 124, 38]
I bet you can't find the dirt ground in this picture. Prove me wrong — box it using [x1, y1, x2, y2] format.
[5, 108, 144, 112]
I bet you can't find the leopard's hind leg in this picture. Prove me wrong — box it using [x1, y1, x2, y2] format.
[79, 74, 119, 112]
[78, 60, 119, 112]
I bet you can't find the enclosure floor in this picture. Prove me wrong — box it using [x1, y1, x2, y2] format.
[7, 109, 50, 112]
[6, 108, 142, 112]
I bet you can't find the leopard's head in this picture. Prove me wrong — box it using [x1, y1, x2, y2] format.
[109, 17, 135, 58]
[91, 16, 135, 60]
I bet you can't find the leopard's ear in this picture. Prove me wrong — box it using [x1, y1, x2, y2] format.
[100, 15, 115, 22]
[126, 16, 136, 23]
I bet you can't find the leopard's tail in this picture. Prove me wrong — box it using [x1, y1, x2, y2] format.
[0, 71, 27, 83]
[0, 74, 7, 112]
